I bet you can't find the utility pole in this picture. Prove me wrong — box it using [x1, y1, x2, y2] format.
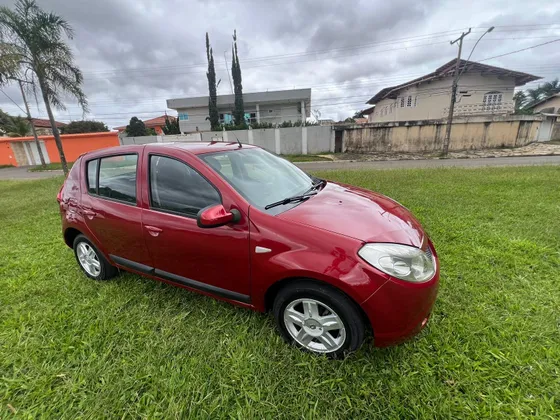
[442, 28, 471, 156]
[18, 79, 46, 167]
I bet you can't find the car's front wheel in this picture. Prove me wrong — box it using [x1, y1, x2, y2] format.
[273, 281, 366, 358]
[73, 234, 118, 280]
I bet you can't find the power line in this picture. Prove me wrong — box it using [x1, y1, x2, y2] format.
[79, 26, 560, 78]
[80, 37, 560, 82]
[82, 28, 475, 76]
[26, 84, 546, 121]
[0, 89, 26, 114]
[47, 71, 554, 109]
[479, 38, 560, 62]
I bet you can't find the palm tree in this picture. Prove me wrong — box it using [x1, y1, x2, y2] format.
[0, 0, 87, 175]
[525, 87, 544, 107]
[540, 78, 560, 98]
[5, 116, 31, 137]
[513, 90, 527, 112]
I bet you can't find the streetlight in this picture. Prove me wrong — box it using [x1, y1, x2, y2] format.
[461, 26, 495, 76]
[442, 26, 495, 156]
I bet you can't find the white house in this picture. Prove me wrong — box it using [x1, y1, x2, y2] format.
[366, 59, 541, 123]
[166, 89, 311, 133]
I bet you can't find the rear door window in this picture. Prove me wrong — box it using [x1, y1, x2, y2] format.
[98, 154, 138, 204]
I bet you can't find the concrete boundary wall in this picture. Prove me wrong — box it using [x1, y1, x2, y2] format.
[339, 115, 544, 153]
[120, 126, 334, 154]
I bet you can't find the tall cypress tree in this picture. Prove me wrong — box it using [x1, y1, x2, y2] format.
[206, 33, 220, 130]
[231, 30, 245, 126]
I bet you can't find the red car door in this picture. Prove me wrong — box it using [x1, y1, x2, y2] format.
[140, 150, 251, 303]
[80, 151, 153, 270]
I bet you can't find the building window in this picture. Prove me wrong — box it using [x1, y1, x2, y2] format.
[483, 91, 502, 112]
[268, 109, 273, 113]
[178, 112, 189, 121]
[414, 96, 418, 107]
[244, 112, 257, 124]
[219, 113, 233, 124]
[407, 96, 412, 107]
[400, 97, 405, 108]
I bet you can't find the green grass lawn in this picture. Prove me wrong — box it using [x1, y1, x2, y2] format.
[1, 167, 559, 418]
[28, 162, 74, 172]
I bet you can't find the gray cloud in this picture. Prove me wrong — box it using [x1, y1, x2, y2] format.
[0, 0, 558, 124]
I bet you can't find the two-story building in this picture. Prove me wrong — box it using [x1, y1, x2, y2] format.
[365, 59, 541, 123]
[166, 89, 311, 133]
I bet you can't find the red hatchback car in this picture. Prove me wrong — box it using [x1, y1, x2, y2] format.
[58, 142, 439, 358]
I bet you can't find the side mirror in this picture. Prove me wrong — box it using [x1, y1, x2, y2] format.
[197, 204, 240, 228]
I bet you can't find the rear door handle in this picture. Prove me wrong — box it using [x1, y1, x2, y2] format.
[145, 225, 162, 237]
[82, 208, 97, 219]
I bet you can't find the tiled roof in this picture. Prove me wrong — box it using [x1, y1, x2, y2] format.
[367, 59, 541, 105]
[31, 118, 66, 128]
[114, 115, 176, 131]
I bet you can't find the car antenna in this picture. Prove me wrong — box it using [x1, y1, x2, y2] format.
[230, 130, 242, 148]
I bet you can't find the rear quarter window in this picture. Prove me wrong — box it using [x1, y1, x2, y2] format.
[62, 157, 82, 199]
[87, 159, 98, 194]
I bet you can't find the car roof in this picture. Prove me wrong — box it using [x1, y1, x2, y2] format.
[153, 141, 258, 155]
[83, 141, 259, 158]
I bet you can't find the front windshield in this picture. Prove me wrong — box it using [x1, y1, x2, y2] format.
[200, 148, 314, 210]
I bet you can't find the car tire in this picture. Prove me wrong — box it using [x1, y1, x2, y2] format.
[273, 280, 366, 359]
[73, 234, 118, 280]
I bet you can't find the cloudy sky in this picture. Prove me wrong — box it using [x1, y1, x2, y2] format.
[0, 0, 559, 128]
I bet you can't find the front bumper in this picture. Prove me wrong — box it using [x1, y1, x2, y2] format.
[360, 261, 440, 347]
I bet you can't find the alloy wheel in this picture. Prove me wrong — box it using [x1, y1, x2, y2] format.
[77, 242, 101, 277]
[283, 298, 346, 353]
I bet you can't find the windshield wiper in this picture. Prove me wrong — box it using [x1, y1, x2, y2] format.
[309, 178, 326, 192]
[264, 192, 317, 210]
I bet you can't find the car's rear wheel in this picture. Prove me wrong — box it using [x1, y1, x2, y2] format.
[273, 281, 366, 358]
[73, 234, 118, 280]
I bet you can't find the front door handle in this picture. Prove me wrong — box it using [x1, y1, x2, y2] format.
[145, 225, 163, 237]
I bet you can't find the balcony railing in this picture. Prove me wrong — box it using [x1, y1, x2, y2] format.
[443, 103, 514, 117]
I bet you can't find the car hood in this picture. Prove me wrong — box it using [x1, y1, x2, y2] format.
[278, 182, 426, 248]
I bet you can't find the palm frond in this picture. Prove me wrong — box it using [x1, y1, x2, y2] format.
[0, 0, 87, 113]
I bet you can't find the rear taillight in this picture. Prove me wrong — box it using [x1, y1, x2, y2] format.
[57, 185, 64, 203]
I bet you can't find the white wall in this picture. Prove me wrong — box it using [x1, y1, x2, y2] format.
[120, 126, 333, 155]
[369, 73, 516, 122]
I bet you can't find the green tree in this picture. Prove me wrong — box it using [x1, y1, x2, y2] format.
[61, 120, 108, 134]
[205, 33, 220, 130]
[125, 117, 147, 137]
[540, 78, 560, 98]
[231, 30, 245, 127]
[4, 115, 31, 136]
[353, 110, 365, 119]
[513, 91, 527, 112]
[526, 87, 543, 106]
[0, 108, 12, 129]
[0, 0, 88, 176]
[162, 115, 180, 134]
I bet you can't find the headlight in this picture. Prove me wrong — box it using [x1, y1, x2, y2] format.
[358, 243, 435, 283]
